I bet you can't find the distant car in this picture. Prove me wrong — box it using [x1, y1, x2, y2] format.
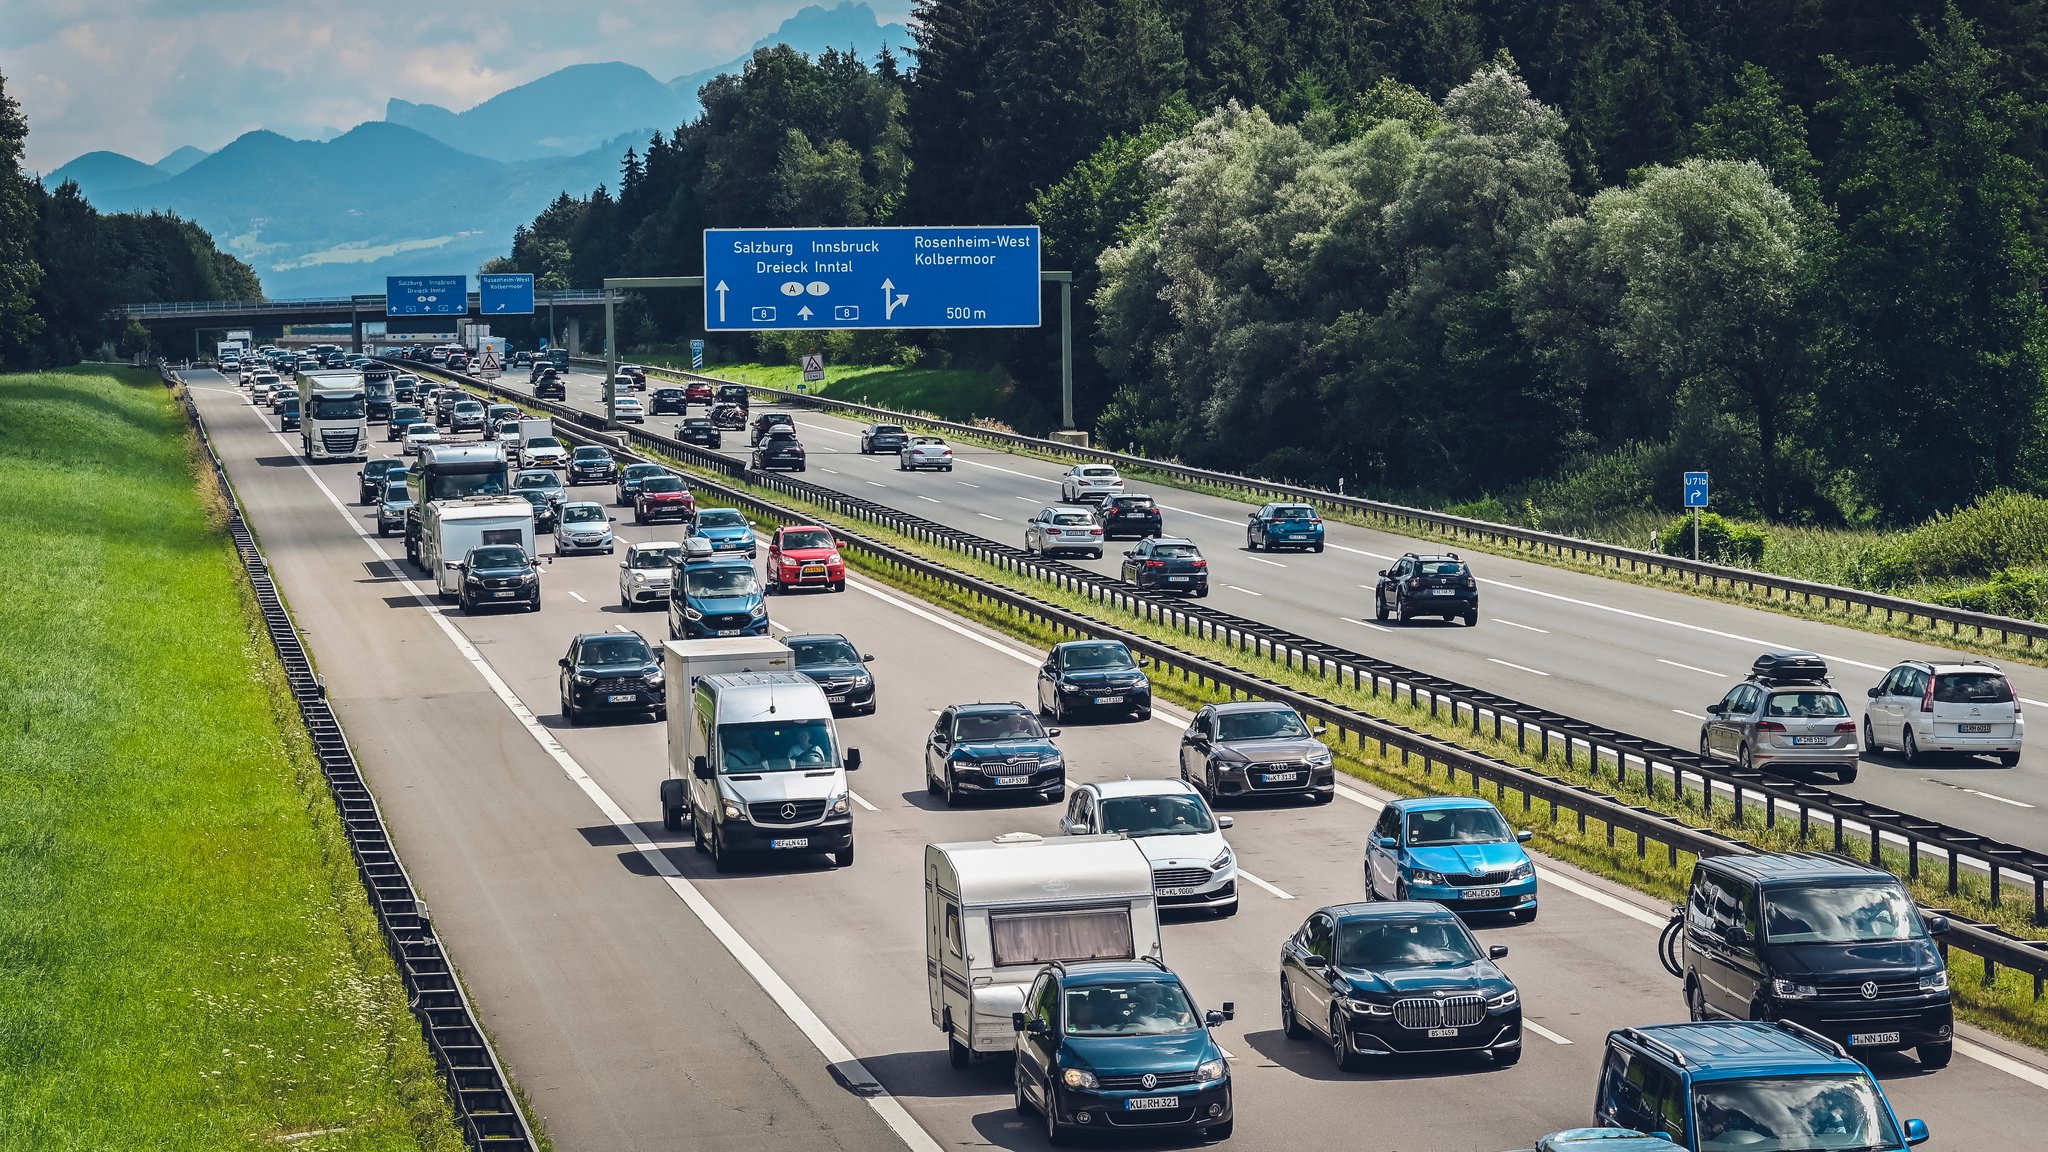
[615, 461, 667, 506]
[553, 501, 615, 555]
[787, 632, 876, 716]
[493, 418, 521, 444]
[269, 387, 291, 414]
[1374, 551, 1477, 626]
[715, 383, 749, 411]
[859, 423, 909, 455]
[1095, 493, 1162, 539]
[617, 540, 684, 609]
[898, 436, 953, 471]
[1120, 536, 1209, 596]
[691, 506, 756, 557]
[392, 375, 419, 403]
[519, 435, 568, 470]
[528, 361, 551, 384]
[1181, 700, 1334, 804]
[455, 543, 539, 613]
[449, 400, 487, 433]
[1865, 657, 2023, 767]
[710, 402, 747, 430]
[402, 423, 443, 456]
[765, 524, 845, 594]
[510, 351, 532, 368]
[511, 467, 567, 509]
[611, 373, 639, 400]
[567, 445, 618, 486]
[1060, 463, 1124, 503]
[1365, 796, 1537, 919]
[649, 387, 686, 415]
[685, 380, 714, 404]
[1023, 506, 1104, 558]
[446, 353, 470, 372]
[277, 395, 300, 430]
[357, 458, 407, 504]
[675, 416, 722, 449]
[1247, 502, 1325, 552]
[925, 702, 1065, 806]
[482, 404, 519, 438]
[751, 428, 806, 471]
[633, 475, 696, 525]
[534, 372, 565, 401]
[558, 630, 664, 725]
[613, 396, 646, 423]
[620, 364, 648, 389]
[1037, 639, 1150, 723]
[375, 481, 413, 537]
[750, 412, 794, 445]
[1061, 778, 1236, 914]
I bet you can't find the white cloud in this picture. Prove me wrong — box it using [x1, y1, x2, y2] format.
[1, 0, 913, 171]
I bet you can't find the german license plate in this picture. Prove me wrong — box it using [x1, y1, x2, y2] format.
[607, 694, 636, 703]
[1127, 1097, 1177, 1111]
[995, 775, 1028, 786]
[718, 629, 740, 637]
[1849, 1031, 1901, 1046]
[1095, 695, 1123, 704]
[1168, 575, 1189, 582]
[1960, 723, 1991, 733]
[1465, 887, 1501, 900]
[1792, 736, 1830, 745]
[491, 590, 516, 598]
[770, 837, 810, 850]
[1430, 588, 1454, 595]
[1263, 771, 1299, 783]
[1287, 535, 1307, 541]
[827, 694, 848, 704]
[1427, 1027, 1459, 1038]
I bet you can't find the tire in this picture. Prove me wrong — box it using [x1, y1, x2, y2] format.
[947, 1034, 970, 1069]
[1516, 903, 1539, 923]
[1330, 1008, 1360, 1072]
[712, 826, 735, 873]
[661, 796, 682, 833]
[1015, 1071, 1033, 1116]
[1837, 764, 1859, 783]
[1902, 726, 1924, 765]
[926, 766, 942, 796]
[1135, 708, 1151, 722]
[1999, 751, 2022, 767]
[943, 769, 962, 808]
[1737, 743, 1753, 772]
[634, 511, 645, 525]
[1700, 732, 1714, 760]
[1863, 716, 1883, 753]
[1313, 790, 1334, 805]
[1687, 980, 1708, 1022]
[1919, 1041, 1953, 1070]
[1247, 532, 1259, 551]
[830, 579, 845, 593]
[1281, 979, 1309, 1040]
[376, 524, 388, 537]
[1313, 543, 1324, 553]
[1045, 1099, 1070, 1147]
[1374, 593, 1388, 622]
[563, 696, 581, 726]
[1463, 610, 1478, 626]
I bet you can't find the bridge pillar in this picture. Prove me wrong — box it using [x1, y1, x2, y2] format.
[351, 312, 364, 353]
[566, 317, 581, 356]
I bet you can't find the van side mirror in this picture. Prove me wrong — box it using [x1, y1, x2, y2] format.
[1012, 1012, 1027, 1033]
[691, 755, 712, 781]
[557, 658, 569, 668]
[1489, 945, 1509, 960]
[845, 748, 861, 771]
[1516, 830, 1533, 843]
[1725, 925, 1752, 948]
[1376, 570, 1388, 578]
[1904, 1119, 1929, 1146]
[1925, 914, 1950, 935]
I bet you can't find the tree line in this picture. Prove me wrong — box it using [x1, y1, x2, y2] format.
[500, 0, 2048, 527]
[0, 72, 261, 370]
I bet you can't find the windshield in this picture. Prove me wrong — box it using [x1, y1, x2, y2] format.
[718, 718, 836, 772]
[1099, 794, 1214, 836]
[1216, 708, 1310, 741]
[382, 484, 409, 503]
[687, 567, 760, 597]
[1063, 981, 1198, 1037]
[641, 477, 685, 494]
[513, 472, 557, 490]
[455, 402, 483, 414]
[1079, 467, 1117, 479]
[426, 470, 505, 499]
[790, 638, 861, 667]
[309, 395, 365, 420]
[576, 637, 652, 667]
[1764, 883, 1920, 945]
[1692, 1075, 1901, 1152]
[684, 419, 712, 429]
[955, 711, 1043, 742]
[1764, 691, 1849, 718]
[629, 547, 680, 569]
[561, 505, 606, 524]
[697, 509, 745, 528]
[781, 529, 833, 550]
[1061, 643, 1135, 672]
[1335, 916, 1479, 968]
[1405, 806, 1512, 846]
[573, 447, 608, 461]
[527, 437, 561, 449]
[1934, 672, 2013, 704]
[468, 546, 528, 569]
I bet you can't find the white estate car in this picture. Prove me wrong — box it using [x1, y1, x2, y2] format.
[1023, 506, 1105, 559]
[898, 435, 954, 472]
[1864, 659, 2023, 766]
[1060, 463, 1124, 503]
[1059, 778, 1238, 916]
[613, 396, 646, 424]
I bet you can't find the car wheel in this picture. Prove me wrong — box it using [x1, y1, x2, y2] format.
[1919, 1041, 1953, 1070]
[1045, 1095, 1070, 1147]
[1314, 543, 1324, 553]
[1999, 751, 2022, 767]
[1374, 592, 1388, 622]
[1014, 1069, 1033, 1116]
[1246, 531, 1259, 551]
[712, 826, 735, 874]
[1195, 585, 1209, 598]
[1281, 979, 1308, 1040]
[830, 580, 845, 593]
[563, 696, 580, 726]
[1463, 610, 1478, 626]
[1330, 1007, 1359, 1072]
[1902, 727, 1924, 765]
[926, 764, 942, 796]
[1863, 716, 1882, 753]
[1836, 763, 1858, 783]
[943, 769, 962, 808]
[1687, 980, 1708, 1022]
[1700, 731, 1714, 760]
[1737, 742, 1753, 772]
[1135, 708, 1151, 722]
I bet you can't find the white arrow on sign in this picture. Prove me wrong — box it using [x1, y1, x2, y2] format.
[797, 305, 814, 320]
[715, 280, 729, 322]
[881, 279, 908, 321]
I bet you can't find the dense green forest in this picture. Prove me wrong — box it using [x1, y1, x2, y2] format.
[502, 1, 2048, 530]
[0, 71, 261, 369]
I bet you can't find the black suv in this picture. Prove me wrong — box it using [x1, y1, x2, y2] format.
[859, 423, 909, 454]
[1180, 700, 1334, 804]
[1120, 536, 1209, 596]
[455, 544, 540, 613]
[357, 458, 406, 504]
[1095, 493, 1162, 540]
[1374, 552, 1477, 625]
[751, 429, 806, 471]
[650, 386, 686, 415]
[534, 370, 566, 400]
[558, 631, 664, 724]
[567, 445, 618, 485]
[716, 383, 750, 412]
[675, 416, 722, 449]
[1678, 851, 1953, 1069]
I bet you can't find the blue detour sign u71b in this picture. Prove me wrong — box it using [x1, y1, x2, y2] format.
[1684, 471, 1710, 509]
[703, 226, 1041, 331]
[386, 275, 468, 317]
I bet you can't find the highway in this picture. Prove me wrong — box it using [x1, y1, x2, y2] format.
[193, 369, 2048, 1150]
[528, 364, 2048, 853]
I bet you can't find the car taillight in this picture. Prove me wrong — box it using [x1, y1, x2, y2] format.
[1834, 721, 1857, 733]
[2009, 680, 2022, 713]
[1464, 577, 1476, 590]
[944, 448, 953, 455]
[1090, 528, 1103, 535]
[1921, 678, 1936, 712]
[1146, 560, 1165, 568]
[1191, 559, 1207, 569]
[1756, 721, 1787, 732]
[1407, 578, 1422, 589]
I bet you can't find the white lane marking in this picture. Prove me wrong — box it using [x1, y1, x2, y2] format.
[1343, 617, 1393, 630]
[1228, 585, 1264, 597]
[1237, 870, 1294, 900]
[1657, 658, 1724, 678]
[1533, 866, 1666, 928]
[866, 481, 888, 488]
[848, 790, 879, 812]
[796, 422, 856, 439]
[957, 481, 980, 488]
[614, 624, 631, 633]
[977, 513, 1003, 522]
[247, 423, 946, 1150]
[1156, 504, 1239, 526]
[2026, 698, 2048, 710]
[1927, 780, 2035, 809]
[963, 458, 1057, 484]
[915, 495, 941, 503]
[1487, 658, 1550, 677]
[567, 591, 587, 603]
[1958, 1039, 2048, 1090]
[1244, 555, 1287, 568]
[1493, 618, 1549, 634]
[849, 581, 1041, 668]
[1523, 1021, 1573, 1046]
[770, 620, 793, 633]
[1012, 495, 1039, 503]
[821, 468, 841, 475]
[1329, 543, 1394, 560]
[1673, 709, 1707, 721]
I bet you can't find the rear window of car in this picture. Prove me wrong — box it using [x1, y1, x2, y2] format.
[1765, 691, 1849, 718]
[1151, 544, 1198, 558]
[1273, 505, 1317, 519]
[1080, 467, 1117, 478]
[1935, 673, 2014, 704]
[875, 425, 905, 435]
[1419, 561, 1467, 576]
[1113, 498, 1154, 511]
[1052, 512, 1092, 525]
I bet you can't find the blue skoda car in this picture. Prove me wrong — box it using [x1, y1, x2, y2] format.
[691, 506, 757, 558]
[1246, 502, 1326, 552]
[1365, 797, 1537, 920]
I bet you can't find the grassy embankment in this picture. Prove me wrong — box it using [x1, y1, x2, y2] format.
[635, 354, 1009, 426]
[0, 369, 466, 1151]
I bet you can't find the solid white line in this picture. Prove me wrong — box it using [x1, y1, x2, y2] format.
[1523, 1020, 1573, 1046]
[849, 580, 1042, 668]
[1958, 1039, 2048, 1090]
[1957, 786, 2034, 809]
[1487, 658, 1550, 677]
[977, 513, 1003, 522]
[1657, 658, 1724, 678]
[1533, 866, 1666, 928]
[1330, 544, 1394, 560]
[797, 422, 857, 439]
[1244, 555, 1287, 568]
[820, 468, 840, 475]
[1156, 504, 1239, 526]
[1237, 870, 1294, 900]
[567, 591, 587, 603]
[1227, 585, 1264, 597]
[848, 790, 879, 812]
[1493, 618, 1549, 634]
[1673, 709, 1707, 721]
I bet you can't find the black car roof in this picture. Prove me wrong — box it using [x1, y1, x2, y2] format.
[954, 701, 1034, 716]
[1699, 851, 1894, 889]
[1211, 700, 1298, 715]
[785, 632, 853, 645]
[1145, 536, 1197, 547]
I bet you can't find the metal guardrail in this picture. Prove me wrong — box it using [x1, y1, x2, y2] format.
[438, 363, 2048, 932]
[577, 356, 2048, 650]
[160, 365, 539, 1150]
[418, 363, 2048, 1002]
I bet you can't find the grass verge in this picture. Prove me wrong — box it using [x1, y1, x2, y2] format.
[0, 368, 468, 1152]
[635, 356, 1013, 426]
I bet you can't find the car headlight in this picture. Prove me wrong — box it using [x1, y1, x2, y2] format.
[1508, 861, 1535, 881]
[632, 572, 648, 582]
[1409, 869, 1449, 886]
[1210, 847, 1233, 871]
[644, 670, 663, 685]
[1195, 1058, 1227, 1082]
[683, 607, 703, 621]
[464, 575, 482, 586]
[1486, 988, 1520, 1011]
[1919, 971, 1949, 993]
[1308, 749, 1334, 765]
[1061, 1068, 1098, 1090]
[1060, 682, 1084, 694]
[749, 602, 767, 618]
[828, 792, 850, 816]
[1346, 998, 1393, 1017]
[1771, 979, 1818, 1000]
[852, 674, 872, 687]
[572, 673, 596, 685]
[721, 800, 742, 820]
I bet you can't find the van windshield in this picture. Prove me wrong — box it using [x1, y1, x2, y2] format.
[1763, 883, 1920, 944]
[688, 567, 760, 597]
[1691, 1074, 1900, 1152]
[718, 719, 836, 772]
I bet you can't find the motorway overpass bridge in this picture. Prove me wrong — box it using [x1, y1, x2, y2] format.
[123, 289, 613, 354]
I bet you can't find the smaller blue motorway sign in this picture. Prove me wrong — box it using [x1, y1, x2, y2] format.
[386, 275, 467, 317]
[1684, 471, 1710, 509]
[690, 339, 705, 369]
[480, 273, 535, 315]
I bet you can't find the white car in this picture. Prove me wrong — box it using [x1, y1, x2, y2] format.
[898, 436, 954, 472]
[1060, 463, 1124, 503]
[613, 396, 646, 423]
[402, 423, 444, 456]
[251, 374, 280, 403]
[520, 435, 569, 469]
[1864, 659, 2023, 766]
[1023, 506, 1105, 559]
[1059, 778, 1238, 916]
[554, 501, 616, 555]
[618, 540, 685, 608]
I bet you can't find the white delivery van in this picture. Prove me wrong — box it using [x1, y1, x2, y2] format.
[663, 654, 859, 872]
[422, 496, 536, 597]
[926, 832, 1160, 1068]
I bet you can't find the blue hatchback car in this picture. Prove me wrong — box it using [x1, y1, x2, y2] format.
[1246, 502, 1326, 552]
[691, 506, 757, 558]
[1365, 796, 1538, 919]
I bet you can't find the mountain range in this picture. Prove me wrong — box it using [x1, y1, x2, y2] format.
[39, 2, 909, 299]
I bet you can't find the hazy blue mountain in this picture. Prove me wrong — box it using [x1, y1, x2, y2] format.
[41, 150, 167, 199]
[154, 145, 209, 175]
[669, 2, 914, 114]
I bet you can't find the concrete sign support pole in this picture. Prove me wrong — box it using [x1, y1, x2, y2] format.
[604, 293, 618, 425]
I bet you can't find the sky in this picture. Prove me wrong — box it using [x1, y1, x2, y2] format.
[2, 1, 914, 173]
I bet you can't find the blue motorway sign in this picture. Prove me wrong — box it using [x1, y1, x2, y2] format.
[690, 339, 705, 369]
[386, 275, 467, 317]
[479, 273, 535, 315]
[703, 226, 1040, 331]
[1684, 471, 1711, 509]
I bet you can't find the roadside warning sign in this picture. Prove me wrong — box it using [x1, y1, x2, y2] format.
[479, 349, 500, 373]
[801, 352, 824, 383]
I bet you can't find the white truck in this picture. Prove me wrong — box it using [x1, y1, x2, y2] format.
[925, 832, 1160, 1068]
[660, 639, 859, 871]
[422, 496, 536, 597]
[295, 368, 368, 462]
[216, 338, 246, 362]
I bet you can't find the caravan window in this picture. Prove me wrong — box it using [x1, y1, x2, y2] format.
[990, 909, 1133, 968]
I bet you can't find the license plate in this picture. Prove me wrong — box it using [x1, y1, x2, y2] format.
[827, 693, 848, 704]
[1849, 1031, 1901, 1046]
[1430, 588, 1455, 596]
[1158, 887, 1199, 897]
[770, 837, 810, 850]
[718, 629, 741, 637]
[995, 775, 1028, 786]
[1127, 1097, 1177, 1111]
[1287, 535, 1307, 541]
[1168, 575, 1189, 582]
[1263, 772, 1299, 783]
[1427, 1027, 1459, 1038]
[491, 590, 516, 598]
[1095, 695, 1123, 704]
[1791, 736, 1831, 745]
[1464, 887, 1501, 900]
[607, 694, 636, 703]
[1960, 723, 1991, 733]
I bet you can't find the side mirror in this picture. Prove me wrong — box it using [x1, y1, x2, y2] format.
[1374, 836, 1397, 850]
[1867, 686, 1882, 698]
[1123, 550, 1136, 558]
[691, 755, 713, 781]
[1489, 945, 1510, 960]
[1925, 914, 1950, 936]
[845, 748, 861, 771]
[1216, 816, 1234, 829]
[1377, 570, 1388, 578]
[1012, 1012, 1028, 1033]
[446, 561, 463, 571]
[1725, 926, 1752, 948]
[1302, 954, 1328, 969]
[1205, 1009, 1227, 1027]
[1705, 705, 1722, 716]
[1312, 726, 1327, 738]
[557, 658, 570, 668]
[862, 653, 875, 662]
[1026, 1018, 1049, 1038]
[1516, 830, 1533, 843]
[1904, 1119, 1929, 1146]
[835, 539, 848, 549]
[619, 562, 628, 568]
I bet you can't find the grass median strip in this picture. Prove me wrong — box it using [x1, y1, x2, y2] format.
[0, 369, 466, 1152]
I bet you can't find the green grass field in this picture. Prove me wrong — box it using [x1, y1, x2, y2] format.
[639, 355, 1012, 426]
[0, 369, 465, 1151]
